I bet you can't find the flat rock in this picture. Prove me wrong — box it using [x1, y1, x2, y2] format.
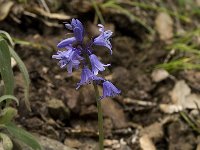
[39, 135, 75, 150]
[102, 99, 128, 129]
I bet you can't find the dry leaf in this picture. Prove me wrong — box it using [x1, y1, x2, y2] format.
[0, 1, 14, 21]
[30, 7, 71, 20]
[139, 135, 157, 150]
[160, 104, 183, 114]
[170, 80, 191, 105]
[184, 94, 200, 109]
[141, 122, 164, 140]
[169, 80, 200, 110]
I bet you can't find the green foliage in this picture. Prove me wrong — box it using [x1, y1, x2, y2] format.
[9, 46, 31, 110]
[157, 58, 200, 72]
[0, 31, 41, 149]
[0, 31, 31, 110]
[180, 111, 200, 134]
[91, 0, 105, 24]
[0, 95, 19, 105]
[0, 38, 14, 98]
[101, 0, 154, 34]
[5, 123, 42, 150]
[158, 28, 200, 72]
[0, 107, 18, 124]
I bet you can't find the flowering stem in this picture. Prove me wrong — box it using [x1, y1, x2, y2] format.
[93, 84, 104, 150]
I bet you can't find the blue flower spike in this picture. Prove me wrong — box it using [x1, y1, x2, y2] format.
[53, 19, 120, 99]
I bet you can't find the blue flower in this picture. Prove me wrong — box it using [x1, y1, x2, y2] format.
[57, 19, 84, 48]
[93, 24, 113, 54]
[76, 66, 105, 89]
[52, 47, 83, 74]
[101, 81, 121, 98]
[89, 54, 110, 75]
[57, 37, 76, 48]
[76, 67, 94, 89]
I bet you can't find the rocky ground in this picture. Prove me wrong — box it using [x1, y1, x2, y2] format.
[0, 0, 200, 150]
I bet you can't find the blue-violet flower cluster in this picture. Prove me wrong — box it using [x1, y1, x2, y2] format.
[52, 18, 121, 99]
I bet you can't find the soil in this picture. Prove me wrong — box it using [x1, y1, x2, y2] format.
[0, 0, 200, 150]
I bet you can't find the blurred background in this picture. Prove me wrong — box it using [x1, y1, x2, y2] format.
[0, 0, 200, 149]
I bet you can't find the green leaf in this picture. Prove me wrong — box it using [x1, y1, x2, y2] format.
[0, 38, 14, 98]
[0, 132, 13, 150]
[0, 30, 14, 47]
[0, 95, 19, 105]
[0, 31, 31, 110]
[9, 46, 31, 111]
[101, 2, 155, 34]
[4, 123, 42, 150]
[0, 107, 17, 124]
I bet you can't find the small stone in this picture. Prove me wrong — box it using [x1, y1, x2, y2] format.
[64, 88, 80, 113]
[39, 135, 75, 150]
[151, 69, 169, 82]
[112, 143, 121, 149]
[196, 0, 200, 6]
[117, 145, 132, 150]
[47, 98, 70, 121]
[141, 122, 164, 141]
[139, 135, 156, 150]
[102, 99, 128, 129]
[25, 117, 44, 129]
[64, 138, 82, 148]
[159, 104, 183, 114]
[42, 125, 59, 140]
[155, 12, 173, 41]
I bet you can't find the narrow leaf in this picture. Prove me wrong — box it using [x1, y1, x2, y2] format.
[0, 30, 14, 47]
[0, 95, 19, 105]
[5, 123, 42, 150]
[0, 38, 14, 97]
[0, 132, 13, 150]
[9, 46, 31, 111]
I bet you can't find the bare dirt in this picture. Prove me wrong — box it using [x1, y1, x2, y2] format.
[0, 0, 200, 150]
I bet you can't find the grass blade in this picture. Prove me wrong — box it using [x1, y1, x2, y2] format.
[9, 46, 31, 111]
[0, 30, 14, 47]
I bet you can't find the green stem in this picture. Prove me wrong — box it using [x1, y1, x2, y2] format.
[93, 84, 104, 150]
